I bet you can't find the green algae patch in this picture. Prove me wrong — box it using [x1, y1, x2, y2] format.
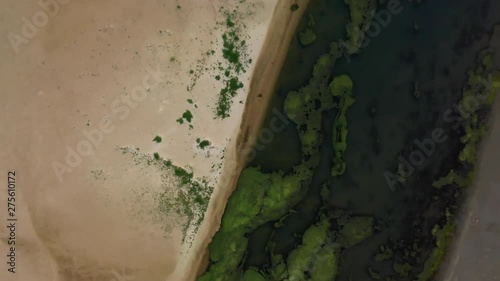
[196, 138, 211, 150]
[219, 168, 269, 231]
[418, 54, 499, 280]
[199, 167, 306, 279]
[417, 212, 455, 281]
[493, 70, 500, 90]
[299, 14, 317, 46]
[330, 75, 353, 96]
[343, 0, 377, 54]
[330, 75, 355, 176]
[283, 90, 310, 124]
[432, 170, 468, 189]
[221, 168, 304, 231]
[242, 268, 268, 281]
[299, 28, 317, 46]
[214, 8, 251, 119]
[433, 53, 499, 190]
[199, 4, 377, 279]
[393, 262, 413, 278]
[116, 148, 213, 245]
[287, 217, 340, 281]
[177, 110, 194, 126]
[336, 215, 374, 248]
[374, 245, 393, 262]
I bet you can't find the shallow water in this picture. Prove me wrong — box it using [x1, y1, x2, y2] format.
[245, 0, 500, 279]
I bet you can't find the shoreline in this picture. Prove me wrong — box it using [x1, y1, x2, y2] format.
[182, 1, 310, 280]
[437, 82, 500, 280]
[436, 32, 500, 281]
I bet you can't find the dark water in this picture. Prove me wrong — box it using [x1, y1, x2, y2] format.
[246, 0, 500, 279]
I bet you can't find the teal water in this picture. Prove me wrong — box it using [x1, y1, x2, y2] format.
[244, 0, 500, 280]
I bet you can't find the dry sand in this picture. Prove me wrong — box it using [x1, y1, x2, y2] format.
[0, 0, 305, 280]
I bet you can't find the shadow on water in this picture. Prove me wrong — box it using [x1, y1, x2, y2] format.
[245, 0, 500, 279]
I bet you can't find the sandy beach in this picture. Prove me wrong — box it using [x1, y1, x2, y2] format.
[0, 0, 302, 280]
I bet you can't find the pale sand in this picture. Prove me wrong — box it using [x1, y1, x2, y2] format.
[0, 0, 300, 280]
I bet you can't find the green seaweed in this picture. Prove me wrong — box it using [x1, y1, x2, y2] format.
[287, 217, 340, 281]
[182, 110, 193, 122]
[197, 140, 211, 149]
[117, 148, 213, 244]
[214, 9, 251, 119]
